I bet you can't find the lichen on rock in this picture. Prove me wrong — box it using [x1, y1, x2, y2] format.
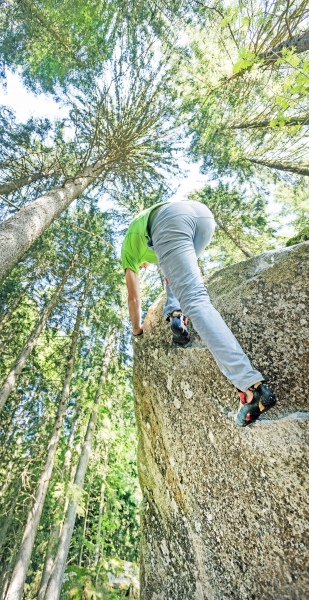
[133, 243, 309, 600]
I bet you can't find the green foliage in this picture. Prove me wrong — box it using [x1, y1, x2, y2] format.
[62, 560, 138, 598]
[275, 181, 309, 237]
[139, 266, 163, 318]
[174, 1, 309, 182]
[0, 205, 138, 599]
[0, 0, 117, 91]
[1, 3, 308, 599]
[286, 226, 309, 246]
[70, 370, 141, 568]
[0, 0, 183, 92]
[233, 48, 259, 74]
[53, 482, 86, 517]
[190, 183, 276, 266]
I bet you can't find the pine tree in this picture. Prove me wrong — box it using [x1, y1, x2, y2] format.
[44, 330, 116, 600]
[0, 53, 177, 280]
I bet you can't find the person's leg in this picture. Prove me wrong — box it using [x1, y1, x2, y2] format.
[163, 281, 181, 319]
[151, 201, 263, 392]
[162, 202, 213, 319]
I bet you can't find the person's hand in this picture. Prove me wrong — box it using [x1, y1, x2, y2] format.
[132, 325, 143, 337]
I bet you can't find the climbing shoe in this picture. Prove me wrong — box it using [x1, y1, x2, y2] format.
[235, 382, 276, 427]
[168, 310, 190, 346]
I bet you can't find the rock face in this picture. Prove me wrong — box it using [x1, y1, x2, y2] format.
[133, 243, 309, 600]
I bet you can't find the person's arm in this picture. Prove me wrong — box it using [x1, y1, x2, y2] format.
[125, 268, 143, 335]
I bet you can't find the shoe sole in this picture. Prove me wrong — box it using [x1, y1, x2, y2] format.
[171, 319, 190, 346]
[172, 333, 190, 346]
[236, 397, 276, 427]
[171, 324, 190, 346]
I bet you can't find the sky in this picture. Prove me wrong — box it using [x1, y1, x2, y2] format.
[0, 71, 69, 122]
[0, 71, 293, 236]
[0, 71, 210, 205]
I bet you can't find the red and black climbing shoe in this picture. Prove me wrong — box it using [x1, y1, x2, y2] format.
[168, 310, 190, 346]
[235, 382, 276, 427]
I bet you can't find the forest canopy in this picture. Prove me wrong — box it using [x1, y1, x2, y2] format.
[0, 1, 308, 598]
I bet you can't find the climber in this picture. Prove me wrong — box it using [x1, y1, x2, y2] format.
[121, 200, 276, 426]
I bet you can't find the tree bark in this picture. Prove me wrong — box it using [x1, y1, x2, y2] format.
[4, 285, 86, 600]
[37, 523, 62, 600]
[93, 445, 109, 569]
[229, 114, 309, 130]
[0, 171, 59, 197]
[0, 255, 77, 411]
[0, 157, 106, 281]
[249, 158, 309, 176]
[43, 331, 116, 600]
[260, 31, 309, 62]
[0, 283, 31, 334]
[78, 491, 91, 567]
[37, 416, 79, 600]
[231, 30, 309, 79]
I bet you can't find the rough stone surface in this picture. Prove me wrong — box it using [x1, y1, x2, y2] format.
[133, 243, 309, 600]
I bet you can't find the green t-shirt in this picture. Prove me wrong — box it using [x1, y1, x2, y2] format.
[121, 202, 167, 273]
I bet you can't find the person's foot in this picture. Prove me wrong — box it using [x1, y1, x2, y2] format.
[168, 310, 190, 346]
[235, 382, 276, 426]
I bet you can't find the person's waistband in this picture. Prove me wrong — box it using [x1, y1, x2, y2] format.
[148, 201, 214, 236]
[147, 205, 162, 236]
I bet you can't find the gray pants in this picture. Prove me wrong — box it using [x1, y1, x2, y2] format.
[150, 201, 263, 391]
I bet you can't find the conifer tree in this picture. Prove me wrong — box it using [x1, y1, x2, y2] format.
[44, 330, 116, 600]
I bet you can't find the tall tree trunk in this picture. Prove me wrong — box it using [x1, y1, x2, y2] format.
[44, 331, 116, 600]
[261, 31, 309, 62]
[231, 31, 309, 79]
[37, 415, 79, 600]
[0, 255, 77, 411]
[93, 445, 109, 569]
[0, 284, 31, 334]
[37, 523, 62, 600]
[0, 157, 107, 281]
[210, 210, 254, 258]
[229, 114, 309, 130]
[78, 491, 91, 567]
[249, 158, 309, 176]
[4, 285, 86, 600]
[0, 171, 59, 196]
